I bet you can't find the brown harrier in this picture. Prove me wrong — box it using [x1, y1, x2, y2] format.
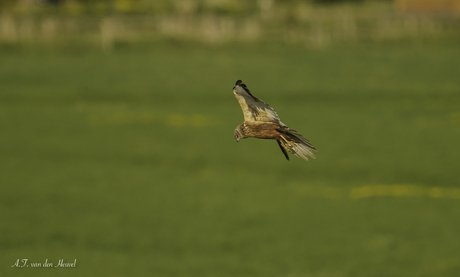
[233, 80, 317, 161]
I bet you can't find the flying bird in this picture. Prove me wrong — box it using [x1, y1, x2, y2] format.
[233, 80, 317, 161]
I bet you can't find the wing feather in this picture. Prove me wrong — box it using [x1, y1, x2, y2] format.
[233, 80, 285, 126]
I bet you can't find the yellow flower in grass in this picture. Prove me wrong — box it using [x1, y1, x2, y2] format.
[350, 184, 460, 200]
[190, 114, 213, 127]
[115, 0, 134, 12]
[165, 113, 215, 127]
[88, 112, 216, 127]
[166, 114, 186, 127]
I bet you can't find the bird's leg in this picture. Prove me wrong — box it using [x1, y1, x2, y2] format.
[280, 134, 289, 143]
[280, 135, 296, 149]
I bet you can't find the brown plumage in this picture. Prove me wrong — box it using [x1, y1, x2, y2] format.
[233, 80, 317, 161]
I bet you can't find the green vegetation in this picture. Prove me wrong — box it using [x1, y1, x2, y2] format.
[1, 39, 460, 276]
[2, 1, 459, 50]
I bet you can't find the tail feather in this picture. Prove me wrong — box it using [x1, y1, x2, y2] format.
[279, 129, 317, 161]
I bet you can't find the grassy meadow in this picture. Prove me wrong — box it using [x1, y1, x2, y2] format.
[1, 39, 460, 276]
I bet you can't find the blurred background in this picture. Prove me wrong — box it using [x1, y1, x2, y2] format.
[1, 0, 460, 276]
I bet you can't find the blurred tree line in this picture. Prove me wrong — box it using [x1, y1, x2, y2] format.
[38, 0, 388, 4]
[1, 0, 457, 49]
[1, 0, 393, 14]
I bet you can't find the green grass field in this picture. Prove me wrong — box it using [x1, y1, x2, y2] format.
[1, 40, 460, 276]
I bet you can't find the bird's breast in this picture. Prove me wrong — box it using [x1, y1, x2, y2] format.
[244, 122, 283, 140]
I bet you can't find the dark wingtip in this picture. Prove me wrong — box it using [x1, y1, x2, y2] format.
[234, 79, 257, 100]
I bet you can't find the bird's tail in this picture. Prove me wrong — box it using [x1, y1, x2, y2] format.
[278, 129, 317, 161]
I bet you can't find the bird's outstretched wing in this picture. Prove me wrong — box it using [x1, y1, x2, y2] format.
[233, 80, 285, 126]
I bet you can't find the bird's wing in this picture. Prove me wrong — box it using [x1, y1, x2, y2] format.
[232, 80, 285, 126]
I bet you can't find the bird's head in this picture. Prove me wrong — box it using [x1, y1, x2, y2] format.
[234, 126, 243, 143]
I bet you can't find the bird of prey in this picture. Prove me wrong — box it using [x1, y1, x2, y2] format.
[233, 80, 317, 161]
